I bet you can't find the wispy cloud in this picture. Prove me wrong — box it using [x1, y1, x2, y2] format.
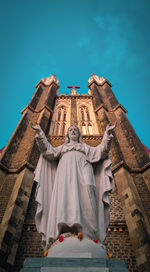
[76, 38, 90, 48]
[93, 16, 106, 29]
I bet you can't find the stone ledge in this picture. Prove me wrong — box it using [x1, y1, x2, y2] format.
[57, 95, 93, 99]
[21, 105, 53, 114]
[95, 104, 127, 114]
[2, 159, 150, 175]
[23, 222, 128, 233]
[48, 135, 102, 141]
[21, 257, 128, 272]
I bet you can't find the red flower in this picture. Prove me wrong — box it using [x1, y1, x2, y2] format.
[59, 235, 64, 242]
[93, 238, 98, 244]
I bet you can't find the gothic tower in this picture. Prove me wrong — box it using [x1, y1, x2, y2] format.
[0, 74, 150, 272]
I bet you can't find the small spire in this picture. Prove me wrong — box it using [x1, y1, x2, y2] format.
[36, 74, 59, 88]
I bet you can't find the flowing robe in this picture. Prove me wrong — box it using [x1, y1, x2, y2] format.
[34, 131, 115, 246]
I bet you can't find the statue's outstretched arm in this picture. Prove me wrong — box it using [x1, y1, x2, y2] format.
[31, 123, 50, 154]
[31, 122, 43, 134]
[100, 122, 117, 158]
[105, 122, 117, 136]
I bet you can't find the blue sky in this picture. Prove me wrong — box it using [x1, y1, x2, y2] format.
[0, 0, 150, 149]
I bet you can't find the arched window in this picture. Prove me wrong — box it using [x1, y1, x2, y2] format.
[57, 106, 67, 121]
[81, 108, 85, 121]
[56, 123, 60, 135]
[63, 111, 66, 121]
[62, 123, 65, 135]
[88, 123, 93, 135]
[82, 122, 86, 135]
[81, 106, 90, 121]
[86, 110, 90, 121]
[57, 110, 61, 121]
[52, 121, 55, 135]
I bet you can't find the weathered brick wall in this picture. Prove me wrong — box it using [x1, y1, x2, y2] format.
[13, 181, 42, 272]
[89, 83, 103, 109]
[1, 113, 29, 168]
[29, 85, 44, 109]
[104, 231, 138, 272]
[132, 173, 150, 225]
[116, 110, 149, 168]
[13, 225, 43, 272]
[2, 78, 150, 272]
[0, 173, 17, 224]
[0, 80, 59, 272]
[110, 191, 125, 222]
[89, 79, 150, 270]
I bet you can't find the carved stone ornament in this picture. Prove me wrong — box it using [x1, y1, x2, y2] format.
[36, 74, 59, 87]
[88, 73, 106, 85]
[88, 89, 92, 95]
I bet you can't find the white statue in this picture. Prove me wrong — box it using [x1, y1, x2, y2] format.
[31, 123, 116, 250]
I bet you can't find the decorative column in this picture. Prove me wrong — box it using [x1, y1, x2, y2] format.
[70, 88, 78, 125]
[88, 73, 123, 167]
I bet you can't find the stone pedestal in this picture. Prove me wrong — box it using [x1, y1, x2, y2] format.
[21, 236, 128, 271]
[48, 236, 107, 259]
[21, 257, 128, 272]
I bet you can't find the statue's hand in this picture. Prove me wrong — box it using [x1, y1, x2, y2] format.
[30, 122, 42, 134]
[106, 122, 117, 135]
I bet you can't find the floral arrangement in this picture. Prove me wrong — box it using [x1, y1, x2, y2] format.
[43, 231, 112, 258]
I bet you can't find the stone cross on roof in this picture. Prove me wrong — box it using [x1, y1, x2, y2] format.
[67, 85, 80, 95]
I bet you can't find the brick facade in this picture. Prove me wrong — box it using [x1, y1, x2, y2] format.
[0, 74, 150, 272]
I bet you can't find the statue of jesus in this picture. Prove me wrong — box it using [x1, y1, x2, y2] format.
[31, 123, 116, 250]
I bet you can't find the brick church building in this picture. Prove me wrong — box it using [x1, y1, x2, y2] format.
[0, 74, 150, 272]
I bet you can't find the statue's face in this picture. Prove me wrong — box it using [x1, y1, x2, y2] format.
[68, 126, 79, 141]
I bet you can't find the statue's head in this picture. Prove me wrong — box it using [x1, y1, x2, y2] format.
[65, 125, 82, 143]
